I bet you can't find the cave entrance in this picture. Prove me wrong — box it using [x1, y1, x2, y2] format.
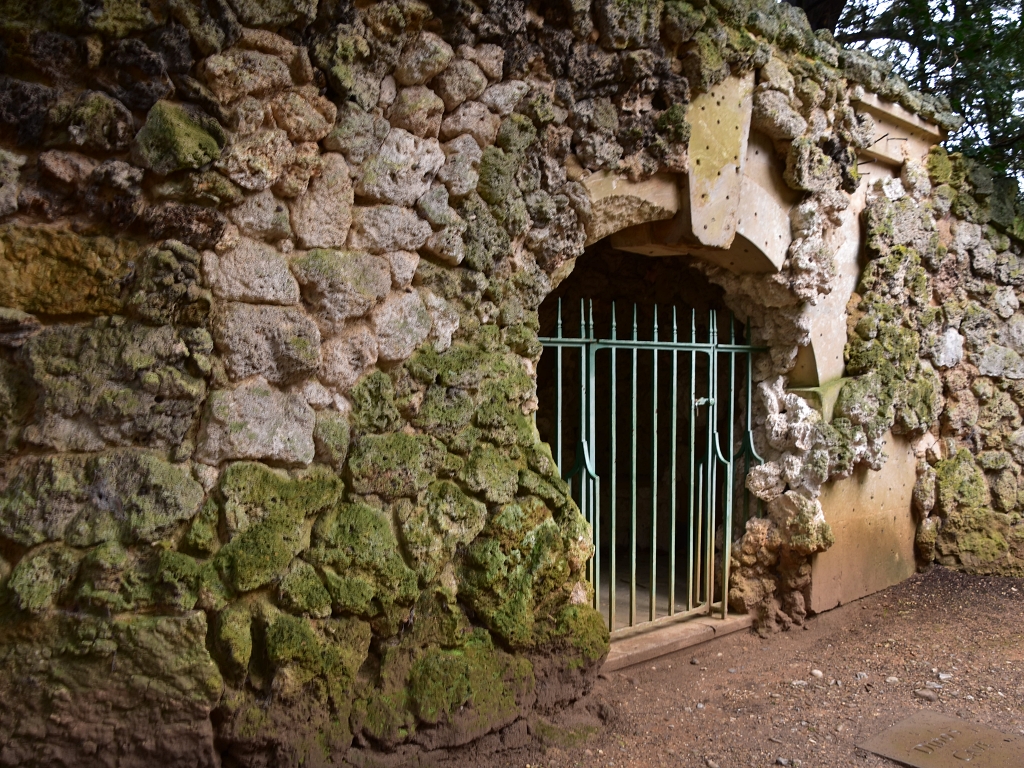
[536, 241, 763, 634]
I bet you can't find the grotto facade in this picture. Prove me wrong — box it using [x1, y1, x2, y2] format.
[0, 0, 1023, 765]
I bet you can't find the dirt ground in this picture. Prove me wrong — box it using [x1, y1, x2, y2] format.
[436, 567, 1024, 768]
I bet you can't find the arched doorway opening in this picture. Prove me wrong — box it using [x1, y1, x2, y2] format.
[536, 239, 763, 633]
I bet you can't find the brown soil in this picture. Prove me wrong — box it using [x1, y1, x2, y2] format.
[434, 567, 1024, 768]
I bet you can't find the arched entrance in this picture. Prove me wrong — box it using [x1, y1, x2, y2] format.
[536, 240, 763, 634]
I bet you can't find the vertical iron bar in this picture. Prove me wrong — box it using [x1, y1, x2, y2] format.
[555, 299, 563, 472]
[706, 310, 717, 611]
[688, 310, 697, 611]
[650, 305, 659, 623]
[669, 306, 679, 616]
[630, 304, 638, 628]
[723, 314, 737, 619]
[695, 461, 704, 606]
[610, 302, 618, 632]
[588, 301, 600, 614]
[579, 301, 587, 588]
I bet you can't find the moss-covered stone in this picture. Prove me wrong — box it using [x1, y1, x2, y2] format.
[311, 27, 378, 111]
[124, 241, 213, 328]
[132, 100, 226, 176]
[0, 450, 204, 547]
[305, 501, 419, 628]
[348, 432, 447, 499]
[350, 606, 534, 748]
[457, 192, 510, 275]
[21, 318, 210, 451]
[183, 497, 221, 556]
[8, 544, 81, 613]
[655, 103, 691, 144]
[410, 384, 476, 439]
[215, 601, 254, 680]
[0, 611, 223, 766]
[595, 0, 664, 50]
[152, 170, 243, 206]
[459, 443, 521, 504]
[396, 480, 487, 582]
[0, 357, 32, 460]
[214, 463, 342, 593]
[87, 0, 160, 37]
[228, 0, 316, 28]
[935, 449, 991, 518]
[157, 549, 202, 610]
[313, 409, 351, 471]
[458, 495, 578, 649]
[277, 559, 332, 618]
[220, 461, 343, 536]
[407, 645, 472, 724]
[75, 540, 135, 611]
[348, 369, 403, 434]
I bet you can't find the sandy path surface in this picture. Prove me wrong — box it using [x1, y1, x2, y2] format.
[435, 567, 1024, 768]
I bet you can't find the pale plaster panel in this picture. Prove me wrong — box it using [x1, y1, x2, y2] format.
[809, 430, 918, 613]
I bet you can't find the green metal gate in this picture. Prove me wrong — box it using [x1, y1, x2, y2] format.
[538, 300, 764, 634]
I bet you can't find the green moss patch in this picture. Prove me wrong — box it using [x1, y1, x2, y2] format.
[132, 101, 226, 176]
[305, 501, 418, 627]
[348, 432, 447, 499]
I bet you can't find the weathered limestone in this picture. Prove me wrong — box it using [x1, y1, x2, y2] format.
[228, 189, 293, 242]
[347, 205, 432, 253]
[290, 249, 391, 332]
[584, 172, 680, 245]
[202, 238, 300, 305]
[370, 290, 432, 362]
[320, 325, 378, 393]
[196, 378, 315, 466]
[213, 302, 321, 384]
[288, 152, 353, 249]
[355, 128, 446, 207]
[216, 129, 296, 191]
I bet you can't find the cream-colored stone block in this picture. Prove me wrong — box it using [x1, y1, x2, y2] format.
[583, 171, 681, 245]
[687, 72, 754, 249]
[809, 431, 918, 613]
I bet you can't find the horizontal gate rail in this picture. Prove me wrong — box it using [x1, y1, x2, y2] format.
[539, 299, 765, 634]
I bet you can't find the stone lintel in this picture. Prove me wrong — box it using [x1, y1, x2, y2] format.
[609, 131, 794, 275]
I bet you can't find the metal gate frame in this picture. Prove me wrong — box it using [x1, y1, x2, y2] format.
[539, 299, 765, 634]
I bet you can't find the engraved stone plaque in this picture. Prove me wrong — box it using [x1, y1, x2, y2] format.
[858, 711, 1024, 767]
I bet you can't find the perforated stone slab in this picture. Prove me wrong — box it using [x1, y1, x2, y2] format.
[857, 711, 1024, 767]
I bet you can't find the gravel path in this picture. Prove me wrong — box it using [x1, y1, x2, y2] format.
[437, 567, 1024, 768]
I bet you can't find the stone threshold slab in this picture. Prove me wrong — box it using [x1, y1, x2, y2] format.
[602, 613, 753, 672]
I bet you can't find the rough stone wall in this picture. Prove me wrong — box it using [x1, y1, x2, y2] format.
[729, 151, 1024, 632]
[0, 0, 1015, 763]
[855, 150, 1024, 578]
